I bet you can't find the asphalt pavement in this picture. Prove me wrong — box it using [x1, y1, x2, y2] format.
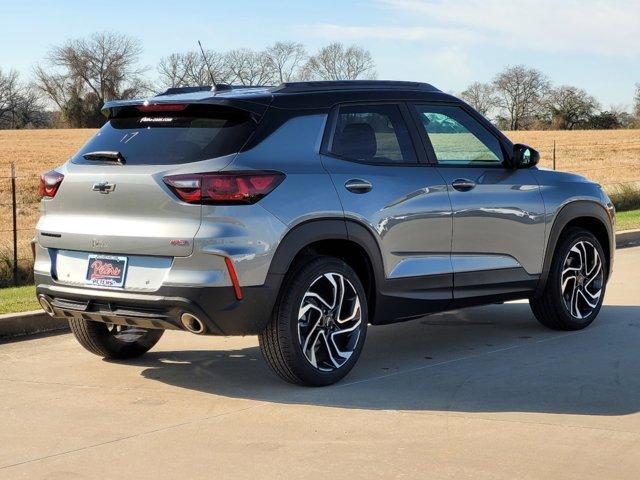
[1, 246, 639, 479]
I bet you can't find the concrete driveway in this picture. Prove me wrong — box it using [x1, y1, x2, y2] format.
[1, 246, 639, 480]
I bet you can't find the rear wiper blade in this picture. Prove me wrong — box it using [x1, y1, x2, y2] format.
[83, 151, 126, 164]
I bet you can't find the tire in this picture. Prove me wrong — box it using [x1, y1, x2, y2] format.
[259, 256, 368, 386]
[530, 227, 607, 330]
[68, 318, 164, 359]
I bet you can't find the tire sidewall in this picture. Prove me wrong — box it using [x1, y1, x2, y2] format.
[93, 321, 164, 358]
[550, 229, 607, 328]
[279, 257, 368, 386]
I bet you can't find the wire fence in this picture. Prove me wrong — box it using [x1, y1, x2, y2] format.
[1, 137, 640, 286]
[0, 165, 41, 286]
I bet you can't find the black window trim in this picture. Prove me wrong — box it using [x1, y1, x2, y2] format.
[320, 101, 431, 167]
[407, 101, 512, 169]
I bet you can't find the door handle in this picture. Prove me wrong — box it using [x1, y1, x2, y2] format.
[451, 178, 476, 192]
[345, 179, 372, 194]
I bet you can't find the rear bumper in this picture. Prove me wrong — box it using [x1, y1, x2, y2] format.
[35, 272, 282, 336]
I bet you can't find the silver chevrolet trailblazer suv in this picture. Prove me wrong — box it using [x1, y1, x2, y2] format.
[35, 81, 615, 386]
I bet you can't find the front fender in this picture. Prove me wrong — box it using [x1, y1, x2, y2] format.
[535, 200, 614, 297]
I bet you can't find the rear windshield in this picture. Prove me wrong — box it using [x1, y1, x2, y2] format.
[72, 105, 256, 165]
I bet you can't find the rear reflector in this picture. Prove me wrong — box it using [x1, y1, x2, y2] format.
[163, 171, 285, 205]
[224, 257, 243, 300]
[39, 170, 64, 198]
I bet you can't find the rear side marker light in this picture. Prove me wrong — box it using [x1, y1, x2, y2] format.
[163, 171, 285, 205]
[224, 257, 243, 300]
[39, 170, 64, 198]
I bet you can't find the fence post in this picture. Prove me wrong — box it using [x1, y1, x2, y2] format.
[10, 163, 18, 286]
[552, 140, 556, 170]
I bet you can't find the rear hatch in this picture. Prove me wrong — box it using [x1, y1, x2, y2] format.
[37, 102, 259, 259]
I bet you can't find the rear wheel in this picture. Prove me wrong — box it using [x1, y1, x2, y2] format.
[530, 227, 606, 330]
[68, 319, 164, 359]
[259, 256, 368, 386]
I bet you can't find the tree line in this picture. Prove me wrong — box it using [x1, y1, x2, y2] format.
[0, 31, 638, 131]
[1, 32, 375, 128]
[461, 65, 639, 131]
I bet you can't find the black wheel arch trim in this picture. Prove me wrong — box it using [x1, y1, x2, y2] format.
[268, 218, 385, 279]
[267, 217, 388, 320]
[535, 200, 614, 297]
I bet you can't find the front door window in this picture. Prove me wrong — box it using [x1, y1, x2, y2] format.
[414, 105, 504, 166]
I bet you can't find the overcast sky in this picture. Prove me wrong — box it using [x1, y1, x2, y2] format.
[2, 0, 639, 109]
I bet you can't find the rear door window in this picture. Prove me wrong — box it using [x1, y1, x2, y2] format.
[73, 105, 256, 165]
[329, 104, 417, 164]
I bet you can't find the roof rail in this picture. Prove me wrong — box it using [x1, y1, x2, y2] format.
[156, 84, 277, 97]
[156, 86, 213, 96]
[274, 80, 440, 93]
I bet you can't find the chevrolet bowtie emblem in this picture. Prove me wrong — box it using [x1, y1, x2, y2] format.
[92, 181, 116, 194]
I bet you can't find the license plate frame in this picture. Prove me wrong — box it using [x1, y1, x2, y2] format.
[85, 255, 128, 288]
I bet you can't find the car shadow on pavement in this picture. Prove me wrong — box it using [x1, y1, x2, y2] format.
[124, 303, 640, 416]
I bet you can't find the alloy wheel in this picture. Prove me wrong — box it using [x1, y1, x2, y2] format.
[297, 272, 362, 372]
[561, 240, 604, 319]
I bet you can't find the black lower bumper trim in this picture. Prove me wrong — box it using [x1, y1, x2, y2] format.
[35, 273, 283, 336]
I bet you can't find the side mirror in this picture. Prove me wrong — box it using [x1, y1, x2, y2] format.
[512, 144, 540, 168]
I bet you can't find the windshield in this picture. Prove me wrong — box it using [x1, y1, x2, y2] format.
[72, 105, 256, 166]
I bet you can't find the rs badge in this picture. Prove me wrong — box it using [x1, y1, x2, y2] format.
[170, 239, 189, 246]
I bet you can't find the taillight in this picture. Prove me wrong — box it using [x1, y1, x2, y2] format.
[163, 172, 285, 205]
[39, 170, 64, 198]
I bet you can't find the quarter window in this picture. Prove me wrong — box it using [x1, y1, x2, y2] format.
[414, 105, 504, 166]
[329, 104, 417, 164]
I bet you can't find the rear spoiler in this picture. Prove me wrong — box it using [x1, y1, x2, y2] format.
[101, 87, 274, 120]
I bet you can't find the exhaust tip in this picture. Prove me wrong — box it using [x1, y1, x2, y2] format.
[180, 313, 205, 334]
[38, 295, 55, 317]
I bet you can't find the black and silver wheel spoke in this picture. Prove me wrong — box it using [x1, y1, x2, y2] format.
[561, 240, 604, 319]
[297, 272, 362, 372]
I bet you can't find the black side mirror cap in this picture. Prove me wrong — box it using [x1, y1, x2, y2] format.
[511, 144, 540, 169]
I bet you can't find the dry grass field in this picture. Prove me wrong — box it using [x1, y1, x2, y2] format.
[507, 129, 640, 185]
[0, 128, 639, 284]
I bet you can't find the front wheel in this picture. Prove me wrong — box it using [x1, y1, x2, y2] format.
[259, 256, 368, 386]
[68, 319, 164, 359]
[530, 227, 607, 330]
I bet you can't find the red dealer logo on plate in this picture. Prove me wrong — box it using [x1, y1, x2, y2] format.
[86, 255, 128, 288]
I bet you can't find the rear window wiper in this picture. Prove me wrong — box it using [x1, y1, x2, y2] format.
[83, 151, 126, 164]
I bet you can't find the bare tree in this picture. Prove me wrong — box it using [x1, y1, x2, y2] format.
[158, 50, 232, 88]
[493, 65, 550, 130]
[157, 42, 375, 89]
[157, 53, 191, 88]
[545, 85, 599, 129]
[302, 43, 376, 81]
[460, 82, 498, 117]
[35, 32, 148, 127]
[225, 48, 277, 86]
[0, 69, 19, 125]
[0, 68, 46, 129]
[264, 41, 307, 83]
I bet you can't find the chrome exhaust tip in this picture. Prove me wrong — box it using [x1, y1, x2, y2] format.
[38, 295, 55, 317]
[180, 313, 205, 334]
